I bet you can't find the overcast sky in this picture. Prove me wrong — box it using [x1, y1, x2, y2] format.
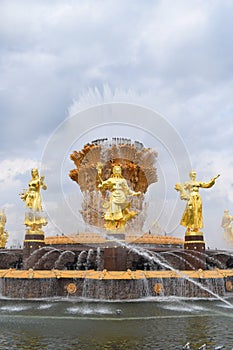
[1, 0, 233, 248]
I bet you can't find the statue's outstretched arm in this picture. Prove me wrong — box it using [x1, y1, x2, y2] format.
[20, 189, 28, 202]
[129, 189, 141, 196]
[174, 182, 190, 200]
[40, 176, 47, 190]
[123, 181, 141, 196]
[200, 174, 220, 188]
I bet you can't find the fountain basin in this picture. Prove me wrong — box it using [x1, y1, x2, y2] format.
[0, 268, 232, 299]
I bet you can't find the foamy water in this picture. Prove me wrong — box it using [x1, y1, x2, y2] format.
[0, 305, 30, 312]
[67, 305, 114, 315]
[37, 303, 53, 310]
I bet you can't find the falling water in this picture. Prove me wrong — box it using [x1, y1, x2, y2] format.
[86, 249, 94, 270]
[104, 234, 233, 308]
[188, 250, 226, 269]
[96, 247, 104, 271]
[162, 251, 194, 270]
[141, 248, 233, 306]
[76, 251, 87, 270]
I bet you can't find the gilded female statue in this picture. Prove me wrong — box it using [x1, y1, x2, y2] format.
[175, 170, 220, 232]
[0, 209, 8, 248]
[20, 168, 47, 228]
[0, 209, 6, 236]
[221, 209, 233, 241]
[21, 168, 47, 211]
[97, 164, 141, 231]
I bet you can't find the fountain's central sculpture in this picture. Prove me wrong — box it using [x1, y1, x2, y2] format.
[69, 138, 158, 233]
[97, 164, 141, 232]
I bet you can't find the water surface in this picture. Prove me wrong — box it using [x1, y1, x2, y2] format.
[0, 297, 232, 349]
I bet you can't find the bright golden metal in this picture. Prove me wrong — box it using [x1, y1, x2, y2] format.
[24, 239, 45, 243]
[66, 282, 77, 294]
[153, 283, 164, 294]
[0, 268, 233, 280]
[20, 168, 47, 231]
[226, 280, 233, 291]
[45, 233, 184, 245]
[0, 209, 8, 248]
[175, 170, 220, 233]
[98, 165, 141, 232]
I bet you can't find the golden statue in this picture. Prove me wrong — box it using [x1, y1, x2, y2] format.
[175, 170, 220, 233]
[221, 209, 233, 241]
[20, 168, 47, 231]
[97, 164, 141, 232]
[0, 209, 8, 248]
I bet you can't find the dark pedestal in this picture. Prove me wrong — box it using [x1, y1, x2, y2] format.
[184, 232, 206, 270]
[23, 230, 45, 260]
[103, 247, 128, 271]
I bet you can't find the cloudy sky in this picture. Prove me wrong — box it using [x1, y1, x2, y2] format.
[1, 0, 233, 248]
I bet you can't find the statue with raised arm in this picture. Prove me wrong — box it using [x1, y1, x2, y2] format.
[97, 164, 141, 232]
[221, 209, 233, 241]
[175, 170, 220, 233]
[20, 168, 47, 230]
[0, 209, 8, 248]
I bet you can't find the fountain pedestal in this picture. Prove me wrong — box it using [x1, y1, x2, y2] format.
[184, 230, 206, 269]
[103, 246, 128, 271]
[23, 228, 45, 260]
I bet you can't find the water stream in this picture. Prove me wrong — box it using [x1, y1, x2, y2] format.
[103, 233, 233, 309]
